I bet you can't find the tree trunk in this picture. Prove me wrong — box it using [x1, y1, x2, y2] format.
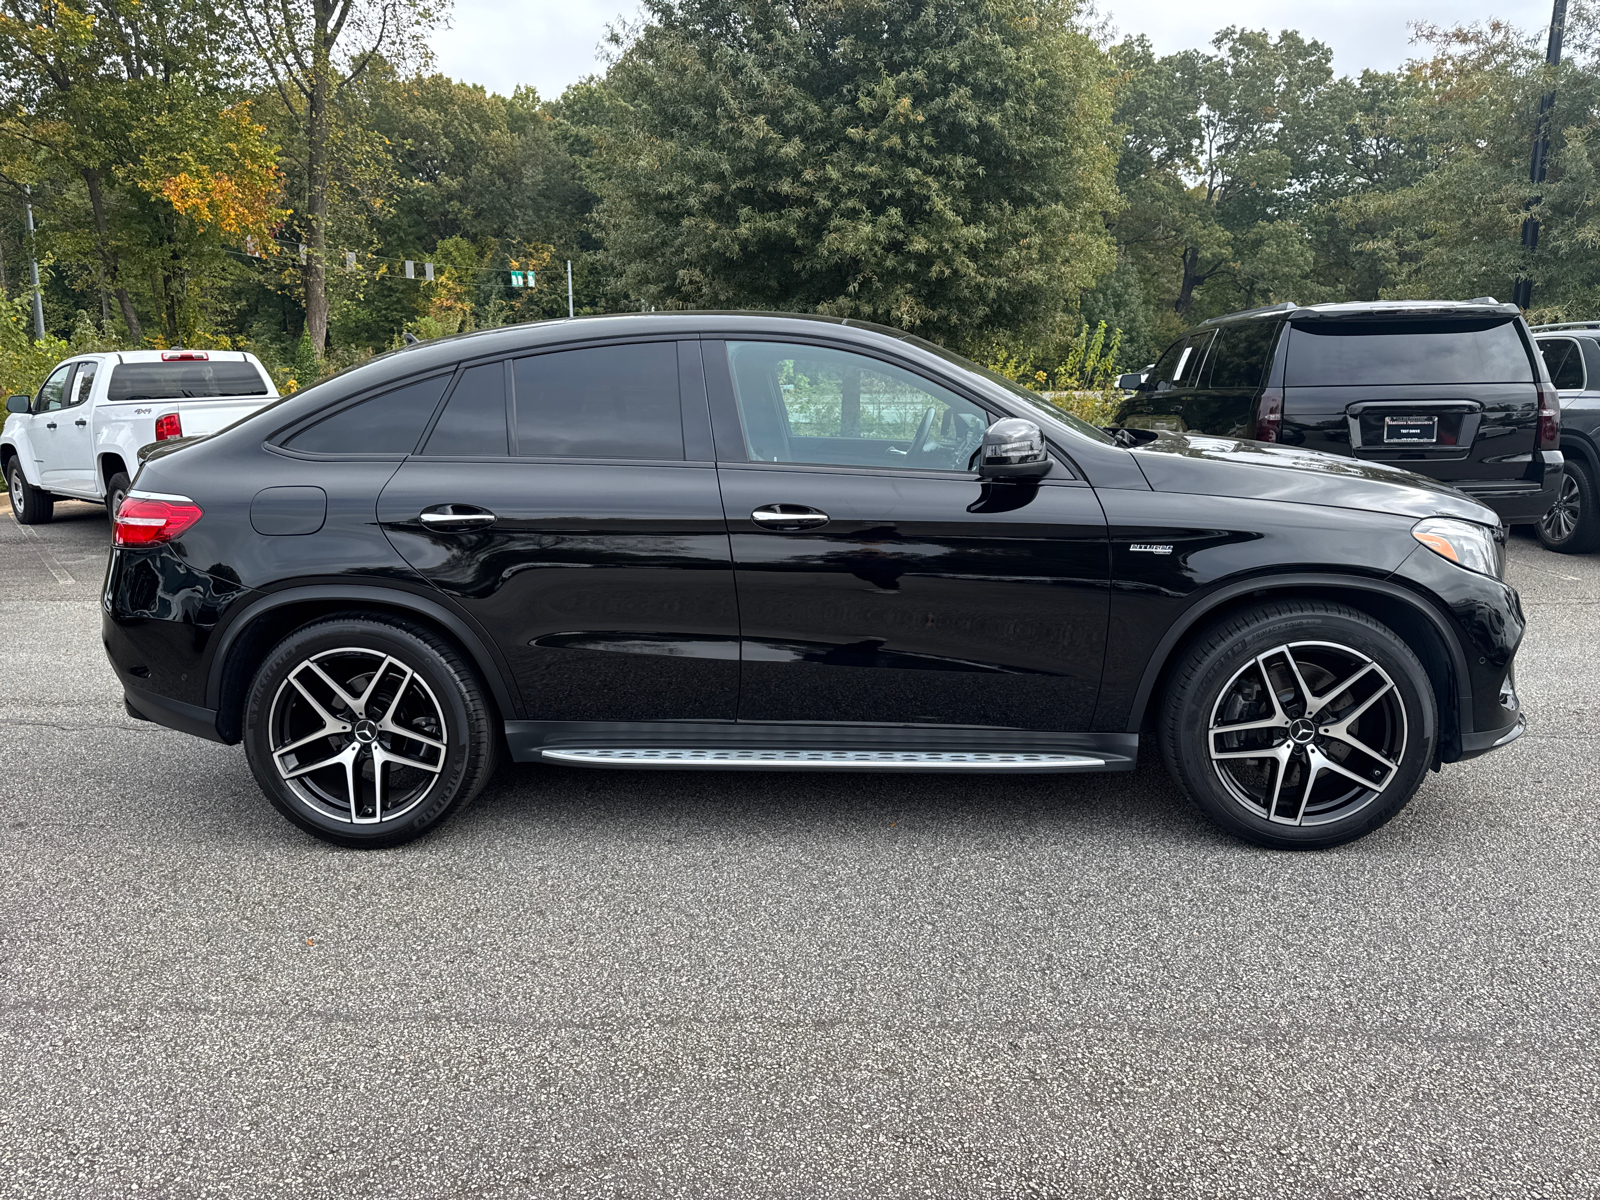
[1174, 246, 1202, 316]
[302, 10, 332, 359]
[81, 167, 143, 342]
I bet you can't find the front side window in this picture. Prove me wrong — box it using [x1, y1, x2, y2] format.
[35, 365, 71, 413]
[1149, 331, 1214, 392]
[285, 375, 452, 454]
[1206, 321, 1280, 389]
[512, 342, 682, 459]
[725, 341, 989, 471]
[1539, 338, 1586, 390]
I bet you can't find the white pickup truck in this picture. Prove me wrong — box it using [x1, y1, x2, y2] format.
[2, 349, 278, 523]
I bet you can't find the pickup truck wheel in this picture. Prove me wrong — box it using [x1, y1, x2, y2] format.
[104, 472, 131, 518]
[6, 461, 53, 525]
[243, 614, 499, 848]
[1160, 600, 1435, 850]
[1536, 459, 1600, 554]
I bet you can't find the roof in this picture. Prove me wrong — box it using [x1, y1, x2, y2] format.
[1202, 298, 1521, 327]
[1531, 321, 1600, 334]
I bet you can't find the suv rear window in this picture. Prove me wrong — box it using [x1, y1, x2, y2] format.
[1286, 319, 1533, 386]
[107, 361, 269, 402]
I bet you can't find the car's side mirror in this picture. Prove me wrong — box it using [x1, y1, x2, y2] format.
[6, 395, 30, 415]
[976, 418, 1052, 480]
[1116, 372, 1147, 391]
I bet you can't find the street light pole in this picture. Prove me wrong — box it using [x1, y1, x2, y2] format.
[1512, 0, 1569, 310]
[23, 185, 45, 340]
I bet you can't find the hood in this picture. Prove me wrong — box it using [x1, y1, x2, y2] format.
[1129, 432, 1501, 525]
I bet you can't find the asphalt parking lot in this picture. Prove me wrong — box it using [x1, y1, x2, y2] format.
[1, 499, 1597, 1199]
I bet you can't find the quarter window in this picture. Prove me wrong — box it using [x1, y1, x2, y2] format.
[1539, 338, 1586, 390]
[511, 343, 683, 459]
[725, 341, 989, 471]
[424, 363, 510, 456]
[285, 375, 452, 454]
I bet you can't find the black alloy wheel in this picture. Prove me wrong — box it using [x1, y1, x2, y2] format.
[243, 614, 498, 848]
[1161, 600, 1435, 849]
[6, 461, 54, 525]
[1536, 460, 1600, 554]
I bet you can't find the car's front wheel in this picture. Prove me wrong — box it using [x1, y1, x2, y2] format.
[1161, 601, 1435, 849]
[243, 614, 499, 848]
[6, 461, 53, 525]
[1536, 459, 1600, 554]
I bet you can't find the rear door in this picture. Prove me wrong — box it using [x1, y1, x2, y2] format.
[1281, 316, 1540, 488]
[377, 339, 740, 725]
[707, 338, 1109, 732]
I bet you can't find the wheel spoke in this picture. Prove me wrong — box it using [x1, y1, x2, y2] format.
[282, 741, 359, 781]
[287, 673, 342, 728]
[352, 656, 401, 720]
[1306, 743, 1384, 791]
[306, 660, 364, 717]
[373, 742, 444, 775]
[1275, 648, 1319, 716]
[1307, 662, 1377, 718]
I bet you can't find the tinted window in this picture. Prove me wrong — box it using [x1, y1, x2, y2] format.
[1286, 319, 1534, 386]
[512, 343, 682, 459]
[1150, 332, 1213, 391]
[285, 376, 451, 454]
[106, 360, 269, 401]
[425, 363, 509, 456]
[1207, 321, 1279, 389]
[35, 365, 70, 413]
[66, 361, 97, 407]
[726, 341, 989, 471]
[1539, 338, 1586, 390]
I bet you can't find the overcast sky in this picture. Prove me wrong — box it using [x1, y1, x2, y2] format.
[431, 0, 1563, 101]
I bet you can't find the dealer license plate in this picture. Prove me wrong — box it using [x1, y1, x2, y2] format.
[1384, 416, 1438, 444]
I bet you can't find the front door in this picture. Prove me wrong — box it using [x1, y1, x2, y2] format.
[29, 363, 74, 487]
[41, 359, 97, 492]
[706, 339, 1110, 732]
[378, 339, 740, 724]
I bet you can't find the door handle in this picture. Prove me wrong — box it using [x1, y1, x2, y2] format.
[74, 419, 87, 427]
[751, 503, 829, 531]
[45, 422, 57, 430]
[418, 504, 497, 531]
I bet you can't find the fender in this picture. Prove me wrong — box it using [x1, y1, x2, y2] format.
[1561, 429, 1599, 475]
[0, 429, 43, 488]
[205, 582, 525, 729]
[1121, 571, 1472, 740]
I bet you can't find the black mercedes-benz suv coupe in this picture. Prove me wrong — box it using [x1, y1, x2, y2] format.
[1113, 299, 1564, 527]
[103, 312, 1527, 850]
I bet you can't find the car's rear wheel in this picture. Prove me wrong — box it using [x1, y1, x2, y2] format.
[243, 615, 498, 848]
[1161, 601, 1435, 849]
[1536, 459, 1600, 554]
[104, 471, 131, 519]
[6, 461, 53, 525]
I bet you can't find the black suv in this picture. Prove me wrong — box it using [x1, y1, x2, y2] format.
[1531, 323, 1600, 553]
[104, 312, 1525, 851]
[1115, 300, 1563, 526]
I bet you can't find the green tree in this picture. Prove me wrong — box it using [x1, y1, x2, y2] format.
[592, 0, 1118, 353]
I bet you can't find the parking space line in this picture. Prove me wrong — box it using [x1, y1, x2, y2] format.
[14, 522, 77, 585]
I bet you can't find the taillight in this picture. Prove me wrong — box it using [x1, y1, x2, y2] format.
[113, 496, 203, 547]
[1254, 390, 1283, 442]
[160, 350, 209, 361]
[1537, 383, 1561, 451]
[154, 413, 183, 441]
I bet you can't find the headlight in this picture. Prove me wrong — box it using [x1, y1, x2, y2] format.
[1412, 517, 1501, 577]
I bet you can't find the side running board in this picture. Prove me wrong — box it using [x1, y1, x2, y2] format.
[538, 748, 1108, 772]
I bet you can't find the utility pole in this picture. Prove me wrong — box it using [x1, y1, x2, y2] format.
[566, 260, 574, 319]
[1512, 0, 1569, 310]
[24, 186, 45, 340]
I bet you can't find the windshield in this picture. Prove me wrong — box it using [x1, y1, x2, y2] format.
[899, 334, 1117, 446]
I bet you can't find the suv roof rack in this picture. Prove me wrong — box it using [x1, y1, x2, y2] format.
[1198, 301, 1297, 326]
[1531, 321, 1600, 332]
[1200, 298, 1522, 328]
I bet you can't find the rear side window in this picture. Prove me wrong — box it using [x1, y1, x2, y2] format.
[107, 360, 269, 401]
[1149, 331, 1213, 391]
[285, 376, 452, 454]
[1539, 338, 1587, 390]
[1206, 321, 1279, 389]
[425, 363, 509, 456]
[1286, 319, 1534, 386]
[512, 342, 682, 459]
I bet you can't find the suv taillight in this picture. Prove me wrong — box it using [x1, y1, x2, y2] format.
[1254, 390, 1283, 442]
[113, 497, 203, 547]
[1537, 382, 1561, 451]
[154, 413, 183, 441]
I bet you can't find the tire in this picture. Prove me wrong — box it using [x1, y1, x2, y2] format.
[1160, 600, 1436, 850]
[1536, 459, 1600, 554]
[104, 471, 131, 519]
[6, 460, 54, 525]
[243, 614, 499, 848]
